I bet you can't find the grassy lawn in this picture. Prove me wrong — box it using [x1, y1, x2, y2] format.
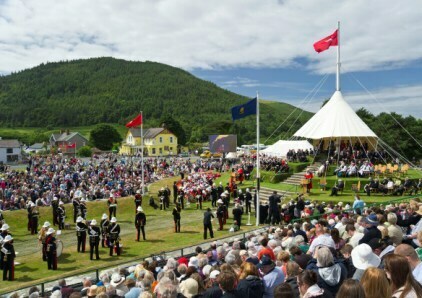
[1, 176, 259, 294]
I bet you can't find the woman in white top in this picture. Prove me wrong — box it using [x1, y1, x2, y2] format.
[384, 254, 422, 298]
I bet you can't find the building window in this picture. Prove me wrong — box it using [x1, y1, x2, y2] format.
[6, 148, 13, 154]
[159, 148, 163, 154]
[170, 137, 173, 143]
[170, 147, 173, 151]
[159, 137, 163, 143]
[152, 148, 156, 154]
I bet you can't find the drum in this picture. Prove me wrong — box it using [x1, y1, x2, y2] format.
[56, 240, 63, 257]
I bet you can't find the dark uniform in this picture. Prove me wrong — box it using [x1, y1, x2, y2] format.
[196, 190, 203, 210]
[177, 189, 185, 209]
[134, 192, 142, 212]
[27, 203, 32, 231]
[173, 182, 178, 204]
[107, 219, 121, 256]
[57, 203, 66, 230]
[268, 192, 281, 225]
[30, 206, 40, 235]
[80, 200, 87, 219]
[100, 215, 109, 248]
[211, 185, 218, 207]
[2, 237, 15, 281]
[245, 190, 252, 214]
[107, 196, 117, 220]
[51, 198, 59, 226]
[203, 208, 214, 240]
[88, 221, 101, 260]
[232, 204, 243, 227]
[217, 202, 225, 231]
[172, 204, 181, 233]
[0, 228, 11, 270]
[72, 198, 80, 223]
[135, 208, 146, 241]
[46, 231, 57, 270]
[76, 218, 87, 253]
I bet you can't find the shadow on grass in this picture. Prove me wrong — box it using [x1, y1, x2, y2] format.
[179, 231, 199, 234]
[144, 239, 165, 243]
[16, 275, 35, 282]
[58, 253, 76, 263]
[17, 266, 38, 273]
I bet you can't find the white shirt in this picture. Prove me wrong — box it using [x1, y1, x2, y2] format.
[413, 261, 422, 285]
[349, 232, 364, 248]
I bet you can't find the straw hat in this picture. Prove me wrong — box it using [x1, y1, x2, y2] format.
[179, 278, 199, 298]
[110, 273, 125, 287]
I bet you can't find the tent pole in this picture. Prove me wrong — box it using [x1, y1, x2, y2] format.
[336, 21, 341, 91]
[256, 92, 260, 226]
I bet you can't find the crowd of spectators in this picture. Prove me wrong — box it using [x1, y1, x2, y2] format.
[10, 196, 422, 298]
[0, 155, 230, 211]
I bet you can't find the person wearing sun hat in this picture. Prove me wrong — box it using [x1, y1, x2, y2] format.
[110, 273, 128, 296]
[45, 228, 58, 270]
[359, 213, 382, 245]
[88, 219, 101, 260]
[2, 235, 16, 281]
[351, 243, 381, 281]
[38, 221, 50, 262]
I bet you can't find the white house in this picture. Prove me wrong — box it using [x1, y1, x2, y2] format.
[0, 139, 22, 164]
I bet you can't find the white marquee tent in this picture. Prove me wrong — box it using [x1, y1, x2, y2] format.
[293, 91, 378, 149]
[261, 140, 314, 157]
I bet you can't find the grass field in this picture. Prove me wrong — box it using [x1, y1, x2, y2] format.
[0, 175, 259, 294]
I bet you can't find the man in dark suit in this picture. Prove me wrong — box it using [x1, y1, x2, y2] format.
[203, 208, 214, 240]
[268, 191, 281, 224]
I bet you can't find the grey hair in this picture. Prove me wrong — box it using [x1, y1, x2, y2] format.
[156, 283, 178, 298]
[387, 212, 397, 225]
[198, 256, 208, 268]
[316, 246, 334, 267]
[166, 257, 178, 270]
[177, 264, 187, 275]
[216, 246, 226, 257]
[225, 253, 237, 265]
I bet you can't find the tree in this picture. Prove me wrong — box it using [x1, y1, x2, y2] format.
[90, 124, 122, 151]
[159, 114, 187, 145]
[78, 146, 92, 157]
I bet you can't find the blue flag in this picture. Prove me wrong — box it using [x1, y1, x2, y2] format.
[231, 97, 257, 121]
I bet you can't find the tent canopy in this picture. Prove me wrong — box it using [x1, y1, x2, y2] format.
[293, 91, 378, 139]
[261, 140, 314, 157]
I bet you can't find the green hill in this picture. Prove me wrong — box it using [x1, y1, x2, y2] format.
[0, 57, 312, 145]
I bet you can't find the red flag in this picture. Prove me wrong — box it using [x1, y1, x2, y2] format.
[313, 30, 338, 53]
[66, 143, 76, 149]
[125, 114, 143, 128]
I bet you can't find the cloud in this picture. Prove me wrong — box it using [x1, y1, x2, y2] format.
[0, 0, 421, 74]
[284, 85, 422, 118]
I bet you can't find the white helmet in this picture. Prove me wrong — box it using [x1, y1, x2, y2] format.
[4, 235, 13, 242]
[137, 206, 143, 212]
[90, 219, 97, 226]
[110, 217, 117, 223]
[102, 214, 108, 220]
[1, 224, 10, 231]
[43, 221, 51, 228]
[46, 228, 55, 235]
[76, 216, 84, 223]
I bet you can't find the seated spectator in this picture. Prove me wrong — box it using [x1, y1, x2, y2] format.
[218, 269, 239, 297]
[274, 283, 295, 298]
[359, 214, 382, 245]
[297, 270, 332, 298]
[387, 213, 403, 246]
[360, 267, 391, 298]
[290, 246, 312, 270]
[283, 261, 301, 298]
[179, 278, 199, 298]
[351, 243, 381, 281]
[306, 246, 347, 296]
[384, 254, 422, 298]
[335, 279, 365, 298]
[237, 262, 264, 298]
[258, 254, 285, 298]
[395, 243, 422, 285]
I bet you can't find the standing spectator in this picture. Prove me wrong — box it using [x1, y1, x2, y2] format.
[172, 203, 181, 233]
[218, 269, 239, 298]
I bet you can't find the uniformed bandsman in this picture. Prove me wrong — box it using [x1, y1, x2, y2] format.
[76, 216, 87, 253]
[107, 194, 117, 220]
[38, 221, 50, 261]
[107, 217, 120, 256]
[100, 213, 109, 248]
[30, 205, 40, 235]
[88, 219, 101, 260]
[2, 235, 16, 281]
[72, 196, 81, 223]
[135, 207, 146, 241]
[57, 201, 66, 230]
[45, 228, 57, 270]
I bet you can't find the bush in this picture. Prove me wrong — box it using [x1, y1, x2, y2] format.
[78, 146, 92, 157]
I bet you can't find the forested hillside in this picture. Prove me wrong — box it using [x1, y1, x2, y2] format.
[0, 57, 312, 145]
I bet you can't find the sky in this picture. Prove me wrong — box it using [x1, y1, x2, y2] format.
[0, 0, 421, 118]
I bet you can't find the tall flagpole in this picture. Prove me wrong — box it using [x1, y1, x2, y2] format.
[141, 111, 145, 195]
[336, 21, 341, 91]
[256, 92, 260, 226]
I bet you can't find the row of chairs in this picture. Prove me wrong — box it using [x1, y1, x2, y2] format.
[374, 163, 409, 176]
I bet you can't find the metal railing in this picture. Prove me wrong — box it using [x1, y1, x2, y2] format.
[1, 226, 269, 297]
